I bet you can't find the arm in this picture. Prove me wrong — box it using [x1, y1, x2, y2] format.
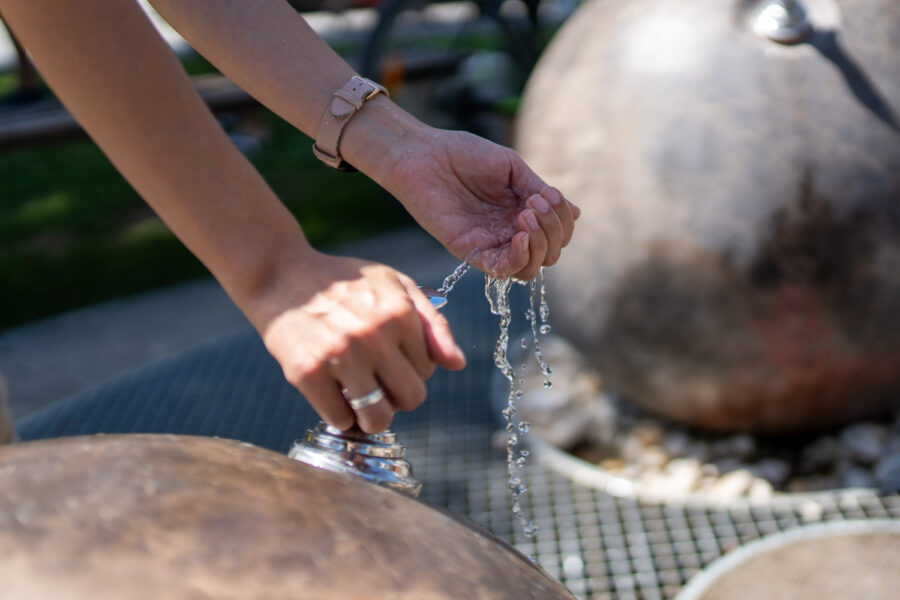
[147, 0, 580, 279]
[0, 0, 464, 433]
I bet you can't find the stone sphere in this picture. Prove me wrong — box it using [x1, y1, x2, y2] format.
[0, 435, 572, 599]
[516, 0, 900, 432]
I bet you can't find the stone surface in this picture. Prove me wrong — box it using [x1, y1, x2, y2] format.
[0, 435, 573, 599]
[516, 0, 900, 433]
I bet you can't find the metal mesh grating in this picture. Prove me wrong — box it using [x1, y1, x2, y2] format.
[17, 275, 900, 599]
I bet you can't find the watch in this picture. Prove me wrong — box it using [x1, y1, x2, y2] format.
[312, 75, 389, 171]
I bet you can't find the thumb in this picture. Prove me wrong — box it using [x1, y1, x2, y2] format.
[402, 279, 466, 370]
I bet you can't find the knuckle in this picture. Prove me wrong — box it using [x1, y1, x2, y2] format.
[394, 381, 427, 411]
[283, 359, 323, 388]
[385, 299, 416, 326]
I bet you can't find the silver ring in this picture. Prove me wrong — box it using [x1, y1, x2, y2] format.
[343, 387, 385, 411]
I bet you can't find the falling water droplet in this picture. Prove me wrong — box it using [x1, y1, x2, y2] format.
[539, 323, 551, 335]
[543, 380, 553, 389]
[518, 422, 531, 434]
[437, 260, 472, 297]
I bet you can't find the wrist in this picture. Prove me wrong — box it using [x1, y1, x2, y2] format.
[337, 95, 436, 187]
[219, 227, 318, 326]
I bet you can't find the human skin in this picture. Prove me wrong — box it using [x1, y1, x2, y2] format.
[0, 0, 578, 433]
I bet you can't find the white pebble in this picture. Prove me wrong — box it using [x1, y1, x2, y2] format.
[800, 501, 823, 522]
[562, 554, 585, 579]
[664, 458, 703, 494]
[748, 478, 774, 502]
[707, 469, 754, 500]
[638, 446, 669, 470]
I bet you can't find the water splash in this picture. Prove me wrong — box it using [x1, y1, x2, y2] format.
[527, 274, 553, 390]
[538, 266, 550, 323]
[437, 260, 472, 296]
[485, 275, 538, 539]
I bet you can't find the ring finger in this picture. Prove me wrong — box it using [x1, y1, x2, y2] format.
[341, 375, 394, 434]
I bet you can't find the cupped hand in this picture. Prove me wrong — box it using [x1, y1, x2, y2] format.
[382, 129, 580, 280]
[240, 251, 466, 433]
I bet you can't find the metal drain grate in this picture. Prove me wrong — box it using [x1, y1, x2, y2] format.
[17, 275, 900, 599]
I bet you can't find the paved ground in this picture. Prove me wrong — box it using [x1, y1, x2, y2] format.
[0, 227, 460, 422]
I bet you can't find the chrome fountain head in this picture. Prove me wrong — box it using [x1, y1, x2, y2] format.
[417, 286, 449, 309]
[751, 0, 812, 44]
[289, 422, 422, 497]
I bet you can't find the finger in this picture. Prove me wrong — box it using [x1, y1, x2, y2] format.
[541, 186, 576, 247]
[377, 281, 436, 380]
[295, 376, 356, 431]
[570, 200, 582, 220]
[341, 376, 394, 434]
[504, 230, 531, 277]
[527, 192, 564, 266]
[400, 277, 466, 371]
[514, 208, 547, 280]
[402, 340, 436, 380]
[377, 356, 428, 412]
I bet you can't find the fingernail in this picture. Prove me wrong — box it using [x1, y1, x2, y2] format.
[524, 210, 540, 230]
[531, 195, 551, 214]
[542, 187, 562, 205]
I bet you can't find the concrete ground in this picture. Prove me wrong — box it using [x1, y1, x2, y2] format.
[0, 227, 460, 422]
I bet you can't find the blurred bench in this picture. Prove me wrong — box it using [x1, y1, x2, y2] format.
[0, 74, 256, 152]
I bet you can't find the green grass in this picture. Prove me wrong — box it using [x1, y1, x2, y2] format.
[0, 88, 412, 329]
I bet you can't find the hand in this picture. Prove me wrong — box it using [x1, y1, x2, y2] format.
[240, 250, 466, 433]
[381, 129, 580, 280]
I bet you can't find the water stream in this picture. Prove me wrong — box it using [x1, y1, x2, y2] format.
[433, 261, 553, 541]
[486, 268, 553, 540]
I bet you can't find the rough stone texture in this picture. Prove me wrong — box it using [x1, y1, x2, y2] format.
[0, 435, 573, 600]
[510, 334, 900, 500]
[515, 0, 900, 432]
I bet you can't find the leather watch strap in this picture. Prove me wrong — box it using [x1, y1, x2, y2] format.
[313, 76, 388, 171]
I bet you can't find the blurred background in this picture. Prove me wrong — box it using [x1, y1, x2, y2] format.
[0, 0, 577, 329]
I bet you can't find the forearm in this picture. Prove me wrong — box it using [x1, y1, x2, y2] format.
[0, 0, 311, 306]
[146, 0, 433, 185]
